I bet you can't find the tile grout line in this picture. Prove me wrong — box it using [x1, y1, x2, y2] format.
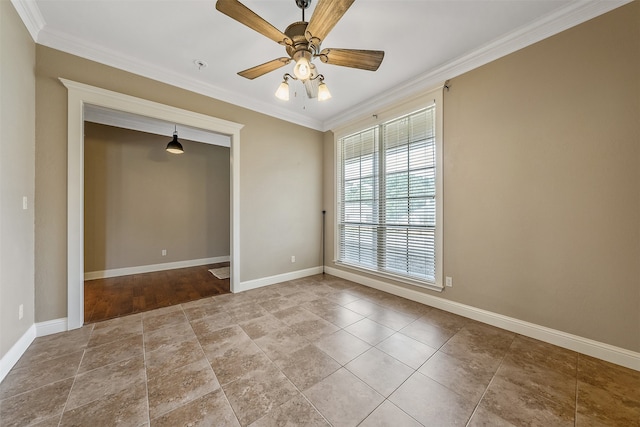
[144, 304, 221, 423]
[231, 289, 368, 426]
[307, 298, 419, 426]
[13, 276, 631, 425]
[251, 336, 335, 427]
[192, 301, 240, 423]
[398, 321, 471, 425]
[56, 323, 95, 426]
[345, 291, 440, 426]
[187, 301, 244, 426]
[141, 312, 152, 426]
[462, 331, 517, 427]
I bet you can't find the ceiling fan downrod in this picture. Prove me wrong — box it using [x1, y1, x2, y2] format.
[296, 0, 311, 22]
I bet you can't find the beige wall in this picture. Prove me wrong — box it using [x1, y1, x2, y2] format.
[35, 46, 324, 322]
[5, 0, 636, 359]
[84, 123, 230, 272]
[325, 2, 640, 352]
[0, 0, 36, 358]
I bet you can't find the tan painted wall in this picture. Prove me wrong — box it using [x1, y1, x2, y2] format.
[35, 46, 324, 322]
[325, 2, 640, 352]
[0, 1, 36, 358]
[84, 123, 230, 272]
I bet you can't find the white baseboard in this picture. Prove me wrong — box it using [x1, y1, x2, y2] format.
[325, 266, 640, 372]
[36, 318, 68, 337]
[237, 266, 323, 293]
[6, 265, 634, 388]
[0, 324, 36, 383]
[84, 256, 230, 280]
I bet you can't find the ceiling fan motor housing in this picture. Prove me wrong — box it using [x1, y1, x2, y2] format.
[285, 21, 316, 58]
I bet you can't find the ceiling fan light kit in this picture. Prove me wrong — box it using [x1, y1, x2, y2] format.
[293, 53, 312, 80]
[317, 79, 332, 101]
[275, 78, 291, 101]
[215, 0, 383, 103]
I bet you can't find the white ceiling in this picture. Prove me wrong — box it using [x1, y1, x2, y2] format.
[14, 0, 629, 131]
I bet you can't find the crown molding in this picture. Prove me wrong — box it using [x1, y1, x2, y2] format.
[13, 0, 631, 133]
[39, 27, 325, 130]
[322, 0, 633, 131]
[10, 0, 45, 41]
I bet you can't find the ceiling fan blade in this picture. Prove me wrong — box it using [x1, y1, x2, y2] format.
[216, 0, 291, 45]
[238, 57, 291, 80]
[305, 0, 355, 48]
[318, 48, 384, 71]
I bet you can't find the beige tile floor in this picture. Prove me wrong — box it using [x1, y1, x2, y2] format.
[1, 274, 639, 426]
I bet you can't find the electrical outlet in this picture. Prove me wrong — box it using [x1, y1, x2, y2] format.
[19, 304, 24, 320]
[22, 196, 28, 210]
[162, 249, 167, 256]
[291, 255, 296, 263]
[445, 276, 453, 287]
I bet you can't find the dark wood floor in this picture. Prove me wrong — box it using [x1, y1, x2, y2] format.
[84, 262, 231, 324]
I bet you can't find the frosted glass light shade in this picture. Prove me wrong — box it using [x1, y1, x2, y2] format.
[275, 80, 290, 100]
[318, 82, 332, 101]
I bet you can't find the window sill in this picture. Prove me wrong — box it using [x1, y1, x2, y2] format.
[334, 261, 443, 293]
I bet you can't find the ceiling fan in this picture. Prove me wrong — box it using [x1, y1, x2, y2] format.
[215, 0, 384, 101]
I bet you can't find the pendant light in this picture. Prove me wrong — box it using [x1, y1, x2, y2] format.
[166, 125, 184, 154]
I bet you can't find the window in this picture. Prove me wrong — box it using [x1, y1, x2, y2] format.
[336, 103, 441, 288]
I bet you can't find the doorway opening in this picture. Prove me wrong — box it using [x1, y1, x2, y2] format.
[83, 120, 232, 323]
[64, 79, 243, 330]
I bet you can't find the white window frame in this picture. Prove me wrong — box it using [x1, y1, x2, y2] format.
[333, 89, 443, 291]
